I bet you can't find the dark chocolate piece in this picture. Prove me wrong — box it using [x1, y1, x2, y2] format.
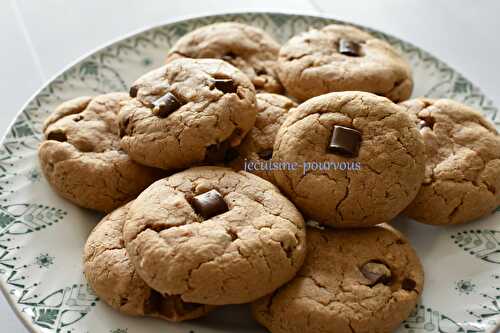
[129, 85, 139, 98]
[360, 261, 392, 286]
[328, 125, 362, 157]
[214, 79, 237, 94]
[418, 116, 435, 129]
[401, 278, 416, 291]
[118, 109, 131, 138]
[258, 149, 273, 160]
[222, 51, 237, 61]
[205, 141, 238, 163]
[47, 129, 67, 142]
[338, 38, 362, 57]
[190, 189, 228, 219]
[152, 92, 182, 118]
[224, 147, 240, 163]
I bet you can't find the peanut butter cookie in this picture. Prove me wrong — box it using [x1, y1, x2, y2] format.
[252, 224, 424, 333]
[123, 166, 306, 305]
[39, 93, 161, 212]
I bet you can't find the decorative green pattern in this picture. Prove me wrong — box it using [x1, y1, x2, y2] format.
[455, 279, 477, 296]
[451, 230, 500, 264]
[468, 274, 500, 327]
[34, 253, 54, 269]
[403, 304, 484, 332]
[20, 283, 98, 332]
[0, 12, 497, 333]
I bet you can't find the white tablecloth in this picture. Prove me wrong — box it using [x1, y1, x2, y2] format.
[1, 0, 499, 332]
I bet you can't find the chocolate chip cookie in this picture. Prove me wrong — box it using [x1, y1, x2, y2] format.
[273, 91, 425, 227]
[278, 24, 413, 102]
[166, 22, 283, 93]
[123, 166, 306, 305]
[119, 58, 257, 171]
[252, 224, 424, 333]
[229, 93, 297, 184]
[401, 98, 500, 225]
[38, 93, 161, 213]
[83, 202, 213, 321]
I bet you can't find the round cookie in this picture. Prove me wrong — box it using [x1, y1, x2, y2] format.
[400, 98, 500, 225]
[119, 58, 257, 171]
[252, 224, 424, 333]
[273, 91, 425, 227]
[166, 22, 283, 94]
[278, 24, 413, 102]
[39, 93, 161, 213]
[83, 202, 213, 321]
[123, 166, 306, 305]
[229, 93, 297, 184]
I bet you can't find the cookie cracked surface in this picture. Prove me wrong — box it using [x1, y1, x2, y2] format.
[252, 224, 424, 333]
[166, 22, 283, 94]
[277, 24, 413, 102]
[123, 166, 306, 305]
[83, 202, 213, 321]
[401, 98, 500, 225]
[38, 93, 161, 213]
[119, 58, 257, 171]
[273, 91, 425, 227]
[229, 93, 297, 184]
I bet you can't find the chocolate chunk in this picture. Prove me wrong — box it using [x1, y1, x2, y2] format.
[118, 109, 131, 138]
[224, 147, 240, 163]
[129, 85, 139, 98]
[190, 189, 228, 219]
[47, 129, 67, 142]
[418, 116, 435, 129]
[205, 142, 228, 164]
[73, 115, 84, 122]
[401, 278, 416, 291]
[256, 68, 268, 75]
[205, 141, 238, 163]
[258, 149, 273, 160]
[328, 125, 362, 157]
[152, 92, 182, 118]
[214, 79, 237, 94]
[360, 261, 392, 286]
[338, 38, 362, 57]
[222, 51, 237, 61]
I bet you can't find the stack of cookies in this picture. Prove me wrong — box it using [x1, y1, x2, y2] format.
[37, 22, 500, 332]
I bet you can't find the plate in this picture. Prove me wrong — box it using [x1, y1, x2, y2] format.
[0, 12, 499, 333]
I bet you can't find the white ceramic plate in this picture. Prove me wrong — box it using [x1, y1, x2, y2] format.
[0, 12, 499, 333]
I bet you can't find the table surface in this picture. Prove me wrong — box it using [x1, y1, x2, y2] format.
[1, 0, 499, 332]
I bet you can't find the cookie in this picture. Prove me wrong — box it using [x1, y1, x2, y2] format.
[119, 58, 257, 171]
[400, 98, 500, 225]
[278, 24, 413, 102]
[229, 93, 297, 184]
[166, 22, 283, 93]
[83, 202, 213, 321]
[123, 166, 306, 305]
[252, 224, 424, 333]
[273, 91, 425, 227]
[39, 93, 161, 213]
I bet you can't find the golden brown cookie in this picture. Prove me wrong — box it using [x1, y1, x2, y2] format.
[119, 58, 257, 171]
[38, 93, 161, 213]
[83, 202, 213, 321]
[401, 98, 500, 225]
[252, 224, 424, 333]
[273, 91, 425, 227]
[278, 24, 413, 102]
[123, 166, 306, 305]
[229, 93, 297, 184]
[166, 22, 283, 93]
